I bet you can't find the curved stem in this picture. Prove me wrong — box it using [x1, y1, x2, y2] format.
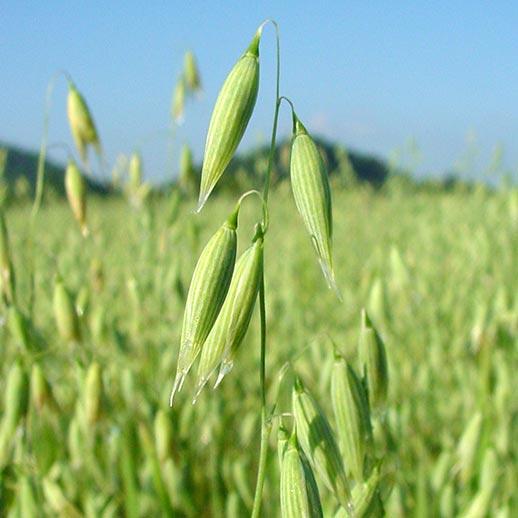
[235, 189, 269, 233]
[251, 18, 281, 518]
[28, 72, 62, 316]
[31, 74, 59, 221]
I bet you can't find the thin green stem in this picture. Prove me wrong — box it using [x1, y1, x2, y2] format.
[251, 18, 281, 518]
[28, 73, 61, 316]
[31, 72, 62, 222]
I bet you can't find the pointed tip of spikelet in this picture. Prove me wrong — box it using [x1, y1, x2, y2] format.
[361, 308, 373, 329]
[195, 192, 210, 213]
[169, 371, 187, 407]
[294, 376, 305, 393]
[318, 258, 342, 301]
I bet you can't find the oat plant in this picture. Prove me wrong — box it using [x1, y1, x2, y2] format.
[170, 20, 340, 516]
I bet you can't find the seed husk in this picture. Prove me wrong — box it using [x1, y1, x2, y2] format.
[0, 209, 16, 305]
[67, 81, 101, 165]
[331, 354, 373, 482]
[129, 152, 143, 191]
[197, 30, 261, 211]
[172, 77, 186, 123]
[170, 209, 239, 404]
[350, 466, 381, 517]
[278, 425, 290, 468]
[84, 362, 103, 424]
[184, 50, 202, 93]
[7, 305, 30, 350]
[31, 364, 55, 413]
[289, 114, 339, 297]
[1, 362, 29, 436]
[280, 433, 323, 518]
[65, 159, 88, 236]
[358, 309, 388, 412]
[53, 278, 81, 343]
[154, 410, 174, 462]
[179, 144, 197, 194]
[194, 226, 263, 399]
[292, 377, 353, 513]
[455, 411, 483, 485]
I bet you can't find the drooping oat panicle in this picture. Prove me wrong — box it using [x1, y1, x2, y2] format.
[0, 209, 16, 305]
[67, 81, 101, 165]
[358, 309, 388, 412]
[65, 159, 88, 236]
[184, 50, 202, 93]
[170, 209, 239, 404]
[280, 433, 323, 518]
[292, 377, 353, 513]
[84, 362, 103, 424]
[289, 114, 339, 297]
[331, 354, 373, 482]
[53, 277, 81, 343]
[197, 29, 261, 211]
[172, 76, 186, 123]
[194, 226, 263, 398]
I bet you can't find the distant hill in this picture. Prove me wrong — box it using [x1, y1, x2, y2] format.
[1, 137, 390, 202]
[0, 141, 109, 200]
[217, 136, 389, 186]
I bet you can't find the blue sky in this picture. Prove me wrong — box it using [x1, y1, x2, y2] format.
[2, 2, 517, 182]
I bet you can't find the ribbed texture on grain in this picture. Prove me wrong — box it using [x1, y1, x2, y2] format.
[331, 356, 373, 482]
[359, 309, 389, 412]
[195, 235, 263, 398]
[170, 219, 237, 404]
[292, 378, 352, 513]
[290, 117, 339, 297]
[280, 437, 312, 518]
[197, 40, 260, 211]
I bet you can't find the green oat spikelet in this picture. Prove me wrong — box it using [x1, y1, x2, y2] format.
[172, 76, 186, 123]
[1, 362, 29, 436]
[84, 362, 103, 424]
[179, 144, 197, 194]
[7, 305, 30, 349]
[154, 410, 174, 462]
[289, 114, 339, 297]
[350, 466, 381, 517]
[65, 159, 88, 236]
[280, 432, 323, 518]
[170, 208, 239, 405]
[331, 354, 373, 482]
[67, 80, 101, 166]
[184, 50, 202, 93]
[292, 377, 353, 513]
[278, 425, 291, 468]
[358, 309, 389, 412]
[0, 209, 16, 305]
[31, 364, 56, 413]
[194, 225, 263, 399]
[197, 28, 261, 211]
[53, 277, 81, 343]
[455, 411, 483, 485]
